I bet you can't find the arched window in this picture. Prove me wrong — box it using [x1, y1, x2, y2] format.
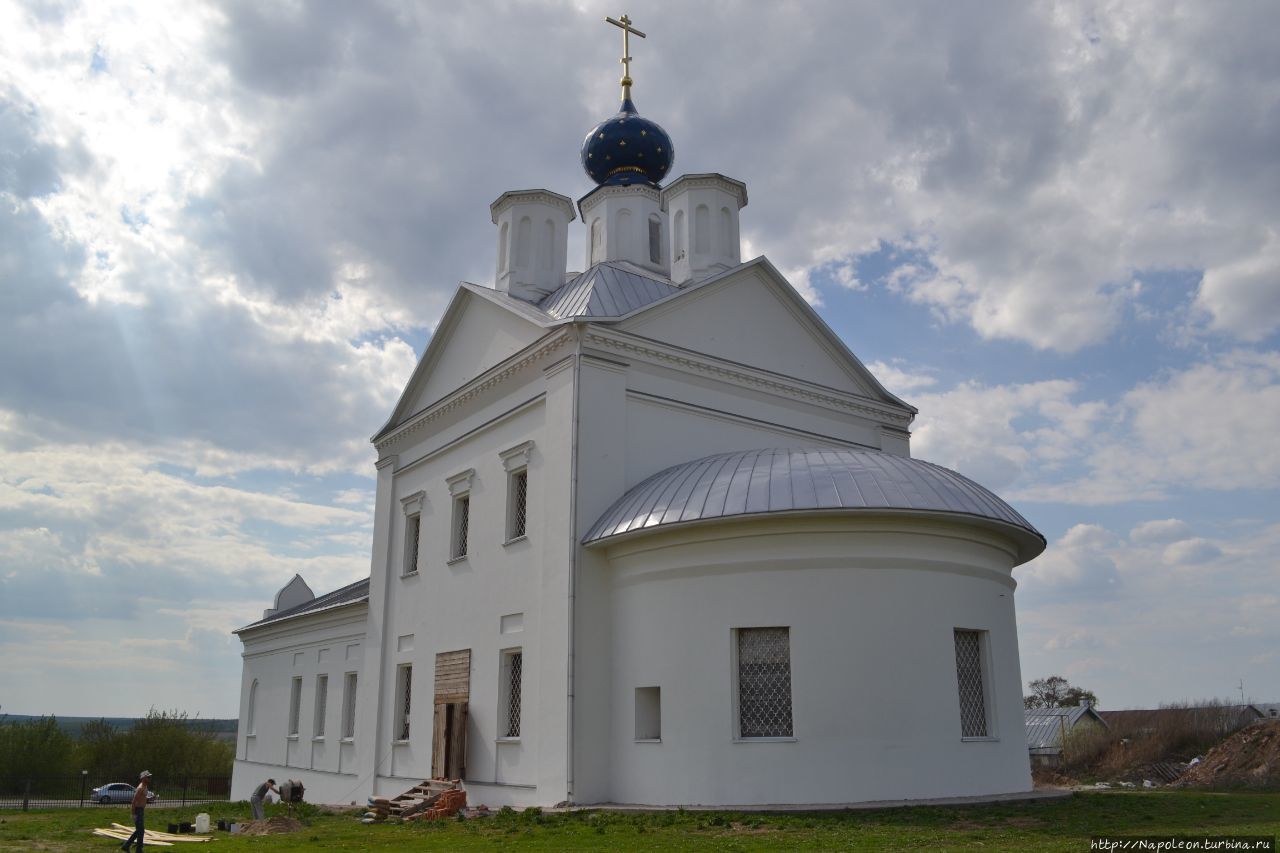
[541, 219, 555, 270]
[674, 209, 686, 260]
[694, 204, 710, 254]
[515, 216, 532, 267]
[720, 207, 733, 258]
[648, 215, 662, 264]
[617, 209, 633, 259]
[590, 218, 603, 265]
[498, 222, 509, 273]
[247, 679, 258, 736]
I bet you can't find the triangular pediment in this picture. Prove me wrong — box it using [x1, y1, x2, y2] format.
[617, 258, 911, 410]
[375, 286, 548, 440]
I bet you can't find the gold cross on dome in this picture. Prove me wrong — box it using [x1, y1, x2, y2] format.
[605, 13, 646, 100]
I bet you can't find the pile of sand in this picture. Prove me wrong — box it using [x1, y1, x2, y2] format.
[1174, 720, 1280, 789]
[236, 816, 304, 835]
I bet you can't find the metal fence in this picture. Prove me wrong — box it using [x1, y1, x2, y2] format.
[0, 776, 231, 810]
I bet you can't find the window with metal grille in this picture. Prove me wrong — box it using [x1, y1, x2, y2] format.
[451, 496, 469, 559]
[500, 649, 522, 738]
[404, 513, 421, 575]
[648, 216, 662, 264]
[507, 470, 528, 541]
[341, 672, 357, 739]
[287, 677, 302, 736]
[954, 629, 989, 738]
[395, 664, 412, 741]
[313, 674, 328, 737]
[736, 627, 793, 738]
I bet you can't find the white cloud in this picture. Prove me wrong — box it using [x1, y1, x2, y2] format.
[1195, 232, 1280, 341]
[909, 350, 1280, 504]
[1162, 538, 1223, 566]
[1129, 518, 1192, 544]
[1018, 519, 1280, 708]
[911, 377, 1105, 491]
[864, 360, 937, 395]
[1018, 523, 1121, 597]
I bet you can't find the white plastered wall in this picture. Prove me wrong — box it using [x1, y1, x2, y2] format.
[357, 330, 579, 808]
[597, 516, 1031, 806]
[231, 605, 368, 805]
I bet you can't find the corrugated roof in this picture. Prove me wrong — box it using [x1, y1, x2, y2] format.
[1025, 706, 1105, 750]
[582, 448, 1045, 561]
[235, 577, 370, 633]
[539, 261, 679, 320]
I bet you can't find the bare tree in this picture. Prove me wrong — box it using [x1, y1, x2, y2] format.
[1025, 675, 1098, 709]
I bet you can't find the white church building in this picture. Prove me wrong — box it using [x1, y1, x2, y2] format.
[230, 20, 1046, 808]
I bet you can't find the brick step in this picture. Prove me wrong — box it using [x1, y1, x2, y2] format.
[375, 779, 464, 818]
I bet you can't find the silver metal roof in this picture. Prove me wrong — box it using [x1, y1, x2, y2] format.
[235, 577, 369, 633]
[539, 261, 679, 320]
[1025, 705, 1107, 750]
[582, 448, 1045, 561]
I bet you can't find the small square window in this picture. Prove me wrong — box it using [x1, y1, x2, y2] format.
[635, 686, 661, 740]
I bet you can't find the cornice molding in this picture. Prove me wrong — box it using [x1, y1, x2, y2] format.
[578, 183, 661, 218]
[375, 331, 573, 453]
[489, 189, 575, 223]
[446, 468, 475, 497]
[400, 490, 426, 516]
[660, 173, 748, 209]
[584, 330, 913, 425]
[499, 440, 534, 472]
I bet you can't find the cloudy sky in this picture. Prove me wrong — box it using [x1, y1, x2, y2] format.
[1, 0, 1277, 719]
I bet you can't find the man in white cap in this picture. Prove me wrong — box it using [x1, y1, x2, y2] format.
[120, 770, 151, 851]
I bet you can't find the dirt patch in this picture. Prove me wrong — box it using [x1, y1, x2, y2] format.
[1173, 720, 1280, 789]
[1032, 767, 1077, 788]
[236, 816, 304, 835]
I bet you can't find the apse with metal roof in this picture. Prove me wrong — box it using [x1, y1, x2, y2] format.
[584, 448, 1046, 564]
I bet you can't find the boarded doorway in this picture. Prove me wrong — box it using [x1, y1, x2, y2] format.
[431, 649, 470, 779]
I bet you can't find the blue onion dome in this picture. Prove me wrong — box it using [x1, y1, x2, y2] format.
[581, 97, 674, 187]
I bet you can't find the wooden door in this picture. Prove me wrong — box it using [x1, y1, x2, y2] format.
[431, 650, 470, 779]
[430, 701, 468, 780]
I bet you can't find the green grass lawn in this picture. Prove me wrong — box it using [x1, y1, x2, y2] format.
[0, 791, 1276, 851]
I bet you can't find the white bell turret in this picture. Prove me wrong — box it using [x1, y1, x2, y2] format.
[661, 173, 747, 285]
[491, 190, 576, 303]
[578, 184, 669, 277]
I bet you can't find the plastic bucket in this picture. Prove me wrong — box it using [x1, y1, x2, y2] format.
[195, 813, 210, 833]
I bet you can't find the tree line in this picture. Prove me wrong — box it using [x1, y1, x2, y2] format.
[0, 710, 234, 788]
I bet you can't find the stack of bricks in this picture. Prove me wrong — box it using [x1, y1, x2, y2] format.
[403, 781, 466, 822]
